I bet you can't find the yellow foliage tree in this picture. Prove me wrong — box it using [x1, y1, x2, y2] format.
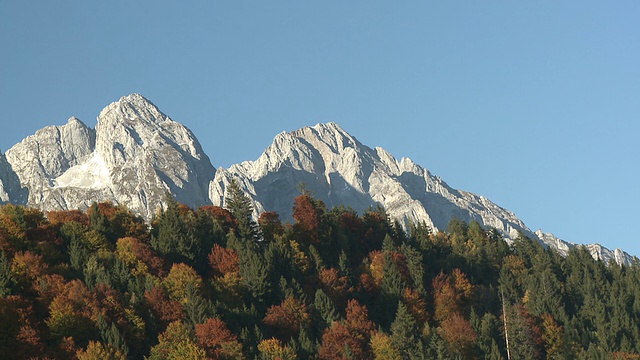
[76, 341, 126, 360]
[370, 331, 401, 360]
[257, 338, 296, 360]
[147, 321, 207, 360]
[163, 263, 203, 304]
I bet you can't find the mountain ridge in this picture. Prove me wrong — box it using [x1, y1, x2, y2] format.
[1, 94, 635, 266]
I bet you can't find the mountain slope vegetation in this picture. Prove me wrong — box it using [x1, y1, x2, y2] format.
[1, 191, 639, 359]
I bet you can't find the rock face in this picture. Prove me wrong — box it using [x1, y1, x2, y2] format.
[2, 94, 635, 265]
[536, 230, 634, 266]
[5, 94, 214, 218]
[0, 151, 27, 205]
[210, 123, 532, 240]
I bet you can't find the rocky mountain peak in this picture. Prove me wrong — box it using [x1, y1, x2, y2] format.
[5, 116, 95, 196]
[292, 122, 363, 156]
[98, 93, 164, 125]
[3, 94, 215, 219]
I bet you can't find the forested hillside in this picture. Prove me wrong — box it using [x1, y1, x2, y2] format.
[1, 182, 639, 359]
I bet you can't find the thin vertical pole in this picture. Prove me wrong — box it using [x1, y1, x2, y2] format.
[501, 289, 512, 360]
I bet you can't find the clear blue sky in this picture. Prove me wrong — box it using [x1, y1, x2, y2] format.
[2, 1, 639, 255]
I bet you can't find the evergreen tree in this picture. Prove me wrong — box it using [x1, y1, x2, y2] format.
[239, 248, 270, 302]
[97, 316, 129, 358]
[0, 251, 14, 297]
[184, 283, 212, 328]
[152, 193, 196, 263]
[89, 202, 110, 238]
[382, 234, 396, 253]
[378, 253, 406, 328]
[225, 179, 259, 242]
[390, 302, 423, 359]
[68, 236, 90, 275]
[400, 243, 426, 294]
[314, 289, 340, 329]
[381, 254, 405, 299]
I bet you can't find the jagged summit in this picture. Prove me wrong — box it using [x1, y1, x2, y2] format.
[210, 121, 532, 242]
[3, 94, 215, 219]
[67, 116, 84, 124]
[0, 94, 635, 265]
[98, 93, 166, 128]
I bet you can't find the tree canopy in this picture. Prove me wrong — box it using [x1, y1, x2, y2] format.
[0, 195, 639, 359]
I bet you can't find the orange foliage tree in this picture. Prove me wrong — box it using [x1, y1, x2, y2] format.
[319, 267, 351, 308]
[194, 317, 243, 359]
[292, 195, 325, 245]
[263, 296, 311, 340]
[318, 299, 376, 360]
[258, 211, 284, 242]
[208, 244, 239, 277]
[199, 205, 237, 235]
[432, 268, 474, 322]
[47, 209, 89, 227]
[437, 313, 478, 358]
[144, 286, 184, 328]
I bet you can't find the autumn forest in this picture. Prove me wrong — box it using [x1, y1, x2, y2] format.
[1, 181, 640, 359]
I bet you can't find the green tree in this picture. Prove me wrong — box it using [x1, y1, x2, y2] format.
[379, 253, 406, 327]
[224, 180, 258, 242]
[239, 248, 270, 302]
[97, 316, 129, 358]
[89, 202, 111, 240]
[152, 193, 197, 263]
[314, 289, 340, 329]
[0, 251, 14, 297]
[400, 243, 426, 294]
[390, 302, 423, 359]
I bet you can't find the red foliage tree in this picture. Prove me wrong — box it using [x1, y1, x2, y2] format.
[195, 317, 243, 359]
[361, 211, 388, 251]
[0, 295, 46, 359]
[95, 202, 119, 219]
[358, 273, 379, 296]
[199, 206, 237, 234]
[117, 236, 167, 277]
[432, 269, 474, 322]
[208, 244, 239, 277]
[263, 297, 311, 340]
[292, 195, 325, 244]
[46, 210, 90, 227]
[318, 299, 375, 360]
[319, 267, 351, 308]
[258, 211, 284, 241]
[438, 313, 478, 358]
[144, 286, 184, 328]
[318, 321, 364, 360]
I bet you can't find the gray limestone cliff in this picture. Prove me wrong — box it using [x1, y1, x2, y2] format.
[209, 122, 533, 240]
[0, 151, 27, 205]
[4, 94, 214, 218]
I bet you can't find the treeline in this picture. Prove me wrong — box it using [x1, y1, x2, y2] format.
[1, 182, 640, 359]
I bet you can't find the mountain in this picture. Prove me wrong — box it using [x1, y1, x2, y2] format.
[536, 230, 634, 267]
[1, 94, 635, 265]
[209, 122, 532, 240]
[3, 94, 214, 219]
